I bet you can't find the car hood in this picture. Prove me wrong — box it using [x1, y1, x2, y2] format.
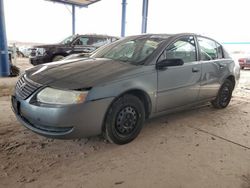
[25, 58, 138, 89]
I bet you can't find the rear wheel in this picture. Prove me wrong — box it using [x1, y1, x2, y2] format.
[211, 79, 233, 109]
[241, 66, 244, 70]
[52, 55, 64, 62]
[104, 95, 145, 145]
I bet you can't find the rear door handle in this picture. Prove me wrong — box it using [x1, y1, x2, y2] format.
[192, 67, 199, 73]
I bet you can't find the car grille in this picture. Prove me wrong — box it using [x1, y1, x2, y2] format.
[15, 74, 41, 100]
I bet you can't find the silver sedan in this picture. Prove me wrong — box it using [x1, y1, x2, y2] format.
[11, 33, 240, 144]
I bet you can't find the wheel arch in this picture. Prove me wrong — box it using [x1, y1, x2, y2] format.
[52, 53, 67, 57]
[120, 89, 152, 119]
[50, 54, 66, 62]
[101, 88, 152, 132]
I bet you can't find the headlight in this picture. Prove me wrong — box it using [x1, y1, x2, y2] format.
[37, 87, 88, 105]
[36, 48, 46, 56]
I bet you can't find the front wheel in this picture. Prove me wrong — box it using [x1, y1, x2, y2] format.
[211, 80, 233, 109]
[104, 95, 145, 145]
[241, 66, 244, 70]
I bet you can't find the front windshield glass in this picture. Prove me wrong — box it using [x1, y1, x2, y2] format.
[92, 37, 166, 64]
[60, 35, 77, 45]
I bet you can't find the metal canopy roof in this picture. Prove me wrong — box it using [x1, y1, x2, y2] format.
[46, 0, 102, 35]
[47, 0, 100, 7]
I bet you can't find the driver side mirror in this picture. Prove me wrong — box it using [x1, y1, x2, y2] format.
[156, 58, 184, 70]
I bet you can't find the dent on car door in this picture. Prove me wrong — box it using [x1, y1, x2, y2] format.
[156, 36, 201, 112]
[197, 37, 225, 100]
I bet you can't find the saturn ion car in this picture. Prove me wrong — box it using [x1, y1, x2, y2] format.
[11, 33, 240, 144]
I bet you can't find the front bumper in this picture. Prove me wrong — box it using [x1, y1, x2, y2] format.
[11, 94, 114, 139]
[29, 55, 51, 66]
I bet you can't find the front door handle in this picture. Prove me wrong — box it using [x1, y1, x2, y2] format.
[192, 67, 199, 73]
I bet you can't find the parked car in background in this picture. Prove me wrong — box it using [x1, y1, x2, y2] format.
[19, 46, 33, 57]
[238, 57, 250, 69]
[12, 33, 239, 144]
[29, 34, 119, 65]
[63, 42, 110, 61]
[8, 46, 25, 58]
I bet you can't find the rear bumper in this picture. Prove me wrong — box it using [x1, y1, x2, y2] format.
[11, 94, 114, 139]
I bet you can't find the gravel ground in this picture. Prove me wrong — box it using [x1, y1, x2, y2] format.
[0, 59, 249, 188]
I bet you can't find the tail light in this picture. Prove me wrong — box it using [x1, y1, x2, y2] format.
[238, 58, 246, 64]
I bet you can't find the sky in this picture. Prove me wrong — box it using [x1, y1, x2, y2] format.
[4, 0, 250, 45]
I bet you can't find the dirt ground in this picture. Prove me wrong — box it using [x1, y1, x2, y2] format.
[0, 59, 250, 188]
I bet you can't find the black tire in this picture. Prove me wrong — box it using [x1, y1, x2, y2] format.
[211, 79, 233, 109]
[104, 94, 145, 145]
[52, 55, 64, 62]
[241, 66, 244, 70]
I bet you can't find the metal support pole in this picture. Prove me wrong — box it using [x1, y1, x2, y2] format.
[141, 0, 149, 34]
[121, 0, 127, 37]
[72, 5, 75, 35]
[0, 0, 9, 77]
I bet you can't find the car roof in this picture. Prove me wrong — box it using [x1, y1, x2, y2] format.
[125, 33, 221, 43]
[128, 33, 199, 38]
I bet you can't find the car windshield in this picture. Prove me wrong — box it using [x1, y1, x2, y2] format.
[91, 37, 166, 64]
[60, 35, 77, 45]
